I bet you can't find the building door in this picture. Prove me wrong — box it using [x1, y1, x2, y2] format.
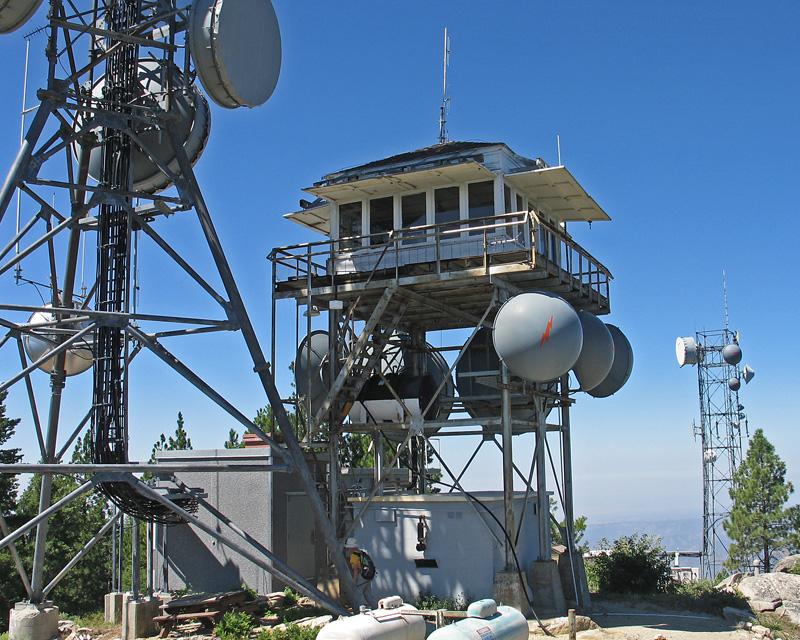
[286, 493, 317, 581]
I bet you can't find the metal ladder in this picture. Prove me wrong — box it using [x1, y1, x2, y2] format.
[312, 286, 408, 430]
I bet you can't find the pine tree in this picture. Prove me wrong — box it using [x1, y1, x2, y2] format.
[724, 428, 794, 572]
[150, 411, 193, 462]
[0, 389, 24, 632]
[0, 388, 22, 517]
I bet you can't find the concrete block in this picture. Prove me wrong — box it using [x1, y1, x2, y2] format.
[9, 602, 60, 640]
[121, 596, 162, 640]
[104, 592, 124, 624]
[528, 560, 566, 617]
[492, 570, 533, 618]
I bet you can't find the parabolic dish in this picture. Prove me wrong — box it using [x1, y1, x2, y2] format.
[0, 0, 44, 34]
[23, 307, 93, 376]
[88, 60, 210, 194]
[587, 324, 633, 398]
[675, 336, 699, 367]
[493, 291, 582, 383]
[295, 330, 333, 416]
[722, 343, 742, 365]
[188, 0, 281, 109]
[572, 310, 614, 392]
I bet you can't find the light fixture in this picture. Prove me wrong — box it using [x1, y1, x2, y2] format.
[303, 306, 320, 317]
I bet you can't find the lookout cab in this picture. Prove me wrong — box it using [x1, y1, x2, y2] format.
[269, 141, 619, 613]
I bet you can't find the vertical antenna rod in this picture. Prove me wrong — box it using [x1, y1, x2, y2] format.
[723, 270, 729, 331]
[438, 28, 450, 144]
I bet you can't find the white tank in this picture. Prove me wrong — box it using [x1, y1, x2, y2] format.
[427, 600, 528, 640]
[492, 291, 582, 383]
[316, 598, 425, 640]
[23, 307, 93, 376]
[572, 310, 614, 391]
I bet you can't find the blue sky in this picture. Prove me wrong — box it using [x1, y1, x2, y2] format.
[1, 1, 799, 529]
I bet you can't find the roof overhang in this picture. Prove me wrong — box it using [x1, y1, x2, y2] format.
[306, 161, 495, 201]
[504, 166, 610, 222]
[284, 202, 331, 235]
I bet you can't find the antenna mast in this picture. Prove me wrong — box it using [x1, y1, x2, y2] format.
[438, 28, 450, 144]
[723, 270, 729, 331]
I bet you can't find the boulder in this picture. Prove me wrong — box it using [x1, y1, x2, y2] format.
[774, 554, 800, 574]
[738, 573, 800, 604]
[777, 601, 800, 626]
[530, 615, 596, 635]
[748, 599, 781, 612]
[722, 606, 753, 623]
[716, 572, 752, 592]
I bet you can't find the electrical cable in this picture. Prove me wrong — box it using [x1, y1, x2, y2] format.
[426, 441, 554, 637]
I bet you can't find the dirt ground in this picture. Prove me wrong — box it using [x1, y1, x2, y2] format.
[531, 599, 755, 640]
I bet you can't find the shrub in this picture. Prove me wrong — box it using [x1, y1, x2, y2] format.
[665, 579, 750, 615]
[258, 624, 320, 640]
[411, 589, 468, 611]
[215, 611, 254, 640]
[592, 533, 672, 595]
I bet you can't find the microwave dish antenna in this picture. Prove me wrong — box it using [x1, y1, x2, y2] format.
[188, 0, 282, 108]
[493, 291, 583, 383]
[0, 0, 43, 33]
[572, 310, 614, 391]
[87, 60, 211, 194]
[586, 324, 634, 398]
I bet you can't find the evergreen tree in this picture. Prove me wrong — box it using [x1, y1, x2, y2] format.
[150, 411, 193, 462]
[0, 388, 22, 516]
[224, 428, 245, 449]
[0, 390, 24, 632]
[724, 428, 794, 572]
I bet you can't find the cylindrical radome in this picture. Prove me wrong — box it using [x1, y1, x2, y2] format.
[573, 310, 614, 391]
[316, 600, 425, 640]
[492, 291, 582, 383]
[587, 324, 634, 398]
[427, 600, 528, 640]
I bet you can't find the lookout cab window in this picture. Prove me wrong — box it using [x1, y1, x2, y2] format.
[468, 180, 494, 235]
[369, 196, 393, 246]
[401, 192, 426, 244]
[339, 201, 362, 250]
[434, 186, 459, 226]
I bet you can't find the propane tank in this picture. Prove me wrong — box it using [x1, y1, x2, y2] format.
[427, 600, 528, 640]
[316, 597, 425, 640]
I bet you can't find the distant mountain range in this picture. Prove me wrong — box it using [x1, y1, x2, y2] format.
[583, 517, 703, 553]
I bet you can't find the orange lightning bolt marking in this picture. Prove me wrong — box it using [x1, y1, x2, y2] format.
[540, 314, 555, 348]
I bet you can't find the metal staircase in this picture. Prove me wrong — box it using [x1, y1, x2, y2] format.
[312, 286, 408, 430]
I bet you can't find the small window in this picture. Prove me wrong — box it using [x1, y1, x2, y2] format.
[504, 185, 512, 213]
[468, 181, 494, 235]
[339, 201, 362, 250]
[516, 194, 524, 213]
[401, 193, 426, 244]
[369, 196, 393, 246]
[434, 186, 460, 226]
[468, 181, 494, 222]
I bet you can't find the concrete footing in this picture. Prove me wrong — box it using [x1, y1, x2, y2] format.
[104, 593, 125, 624]
[8, 602, 59, 640]
[555, 550, 592, 611]
[121, 596, 162, 640]
[492, 570, 533, 617]
[528, 560, 567, 616]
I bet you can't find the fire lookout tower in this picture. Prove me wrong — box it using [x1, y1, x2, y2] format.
[269, 141, 632, 612]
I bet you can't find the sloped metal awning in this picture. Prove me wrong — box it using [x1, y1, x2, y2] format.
[284, 202, 331, 235]
[305, 161, 495, 201]
[504, 166, 610, 222]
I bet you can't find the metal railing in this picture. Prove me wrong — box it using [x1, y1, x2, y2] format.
[269, 211, 611, 302]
